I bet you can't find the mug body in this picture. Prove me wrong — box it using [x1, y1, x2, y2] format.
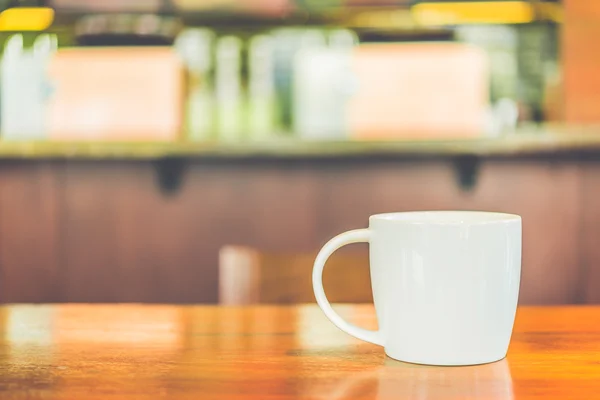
[369, 211, 521, 366]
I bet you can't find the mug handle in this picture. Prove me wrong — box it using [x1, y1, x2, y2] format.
[312, 229, 383, 346]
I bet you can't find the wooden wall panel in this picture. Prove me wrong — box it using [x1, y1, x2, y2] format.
[317, 159, 582, 305]
[580, 163, 600, 303]
[61, 161, 319, 303]
[0, 162, 62, 303]
[0, 157, 589, 305]
[208, 161, 321, 252]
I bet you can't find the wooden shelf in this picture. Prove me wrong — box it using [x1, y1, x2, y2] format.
[1, 130, 600, 160]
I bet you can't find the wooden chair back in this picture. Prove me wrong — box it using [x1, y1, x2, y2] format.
[219, 245, 373, 304]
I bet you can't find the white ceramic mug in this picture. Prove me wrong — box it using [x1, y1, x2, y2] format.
[312, 211, 521, 366]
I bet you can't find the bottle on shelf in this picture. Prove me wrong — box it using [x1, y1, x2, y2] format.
[248, 34, 276, 140]
[175, 28, 216, 141]
[271, 28, 327, 134]
[1, 34, 57, 140]
[215, 35, 244, 142]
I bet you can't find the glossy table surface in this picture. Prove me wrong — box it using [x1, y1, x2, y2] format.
[0, 305, 599, 399]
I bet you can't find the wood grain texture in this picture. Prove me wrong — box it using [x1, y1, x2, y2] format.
[0, 157, 590, 305]
[219, 246, 371, 304]
[580, 163, 600, 303]
[0, 304, 599, 399]
[61, 161, 319, 303]
[0, 162, 62, 303]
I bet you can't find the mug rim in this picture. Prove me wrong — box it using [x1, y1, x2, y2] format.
[369, 211, 521, 225]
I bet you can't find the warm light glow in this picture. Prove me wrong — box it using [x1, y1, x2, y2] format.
[4, 307, 54, 345]
[537, 2, 563, 23]
[55, 305, 182, 347]
[0, 7, 54, 31]
[412, 1, 535, 25]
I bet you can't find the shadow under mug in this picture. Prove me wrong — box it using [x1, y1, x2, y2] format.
[312, 211, 522, 366]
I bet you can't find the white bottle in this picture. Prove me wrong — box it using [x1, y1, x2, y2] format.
[1, 34, 57, 140]
[248, 34, 275, 140]
[271, 28, 326, 133]
[215, 36, 243, 142]
[293, 29, 355, 139]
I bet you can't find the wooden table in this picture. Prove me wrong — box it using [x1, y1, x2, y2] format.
[1, 305, 599, 399]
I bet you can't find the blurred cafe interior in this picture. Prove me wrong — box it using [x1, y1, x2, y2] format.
[0, 0, 597, 306]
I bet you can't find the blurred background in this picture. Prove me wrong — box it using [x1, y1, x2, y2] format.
[0, 0, 597, 306]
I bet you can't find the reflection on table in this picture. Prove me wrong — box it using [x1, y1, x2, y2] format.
[1, 305, 600, 399]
